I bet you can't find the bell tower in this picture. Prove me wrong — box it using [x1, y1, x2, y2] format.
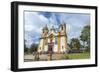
[59, 21, 68, 53]
[38, 25, 49, 53]
[42, 25, 49, 37]
[60, 21, 66, 35]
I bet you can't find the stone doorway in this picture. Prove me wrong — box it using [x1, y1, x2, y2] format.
[48, 42, 54, 53]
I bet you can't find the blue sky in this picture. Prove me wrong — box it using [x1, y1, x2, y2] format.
[24, 11, 90, 48]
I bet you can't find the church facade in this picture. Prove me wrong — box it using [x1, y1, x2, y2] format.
[37, 22, 68, 54]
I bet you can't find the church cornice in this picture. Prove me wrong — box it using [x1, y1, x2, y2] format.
[39, 34, 67, 39]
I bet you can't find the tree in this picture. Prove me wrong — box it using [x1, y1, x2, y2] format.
[70, 38, 80, 50]
[80, 25, 90, 52]
[30, 43, 38, 53]
[24, 40, 29, 54]
[24, 44, 28, 53]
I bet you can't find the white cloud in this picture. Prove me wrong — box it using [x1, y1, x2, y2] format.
[49, 13, 58, 25]
[39, 14, 49, 24]
[24, 11, 90, 47]
[66, 23, 71, 32]
[25, 11, 50, 47]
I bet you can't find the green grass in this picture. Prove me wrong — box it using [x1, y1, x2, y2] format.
[65, 52, 90, 60]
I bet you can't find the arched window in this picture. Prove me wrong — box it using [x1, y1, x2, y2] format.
[62, 46, 63, 49]
[61, 26, 63, 30]
[55, 37, 57, 44]
[45, 39, 48, 45]
[40, 47, 41, 50]
[43, 30, 44, 33]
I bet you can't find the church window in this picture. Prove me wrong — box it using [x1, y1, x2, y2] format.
[55, 37, 57, 44]
[45, 39, 48, 45]
[43, 30, 44, 33]
[61, 26, 63, 30]
[62, 46, 63, 49]
[40, 47, 41, 50]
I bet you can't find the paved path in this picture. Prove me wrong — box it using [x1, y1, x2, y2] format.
[24, 54, 66, 62]
[24, 54, 34, 62]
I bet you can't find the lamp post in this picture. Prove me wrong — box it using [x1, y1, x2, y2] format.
[48, 51, 52, 61]
[48, 43, 53, 61]
[34, 52, 39, 61]
[48, 35, 54, 61]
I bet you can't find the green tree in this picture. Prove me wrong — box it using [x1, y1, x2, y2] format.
[24, 44, 28, 53]
[80, 25, 90, 52]
[30, 43, 38, 53]
[24, 40, 29, 54]
[70, 38, 80, 50]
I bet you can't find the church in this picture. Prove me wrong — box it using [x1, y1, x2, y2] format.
[37, 22, 68, 54]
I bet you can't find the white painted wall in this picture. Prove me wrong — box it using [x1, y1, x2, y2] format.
[0, 0, 99, 73]
[54, 44, 58, 52]
[44, 45, 48, 51]
[38, 39, 43, 52]
[61, 36, 66, 52]
[61, 36, 65, 52]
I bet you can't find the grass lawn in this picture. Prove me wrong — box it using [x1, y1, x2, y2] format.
[65, 52, 90, 59]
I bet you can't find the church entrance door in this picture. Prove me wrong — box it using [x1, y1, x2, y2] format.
[48, 42, 54, 53]
[48, 38, 54, 54]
